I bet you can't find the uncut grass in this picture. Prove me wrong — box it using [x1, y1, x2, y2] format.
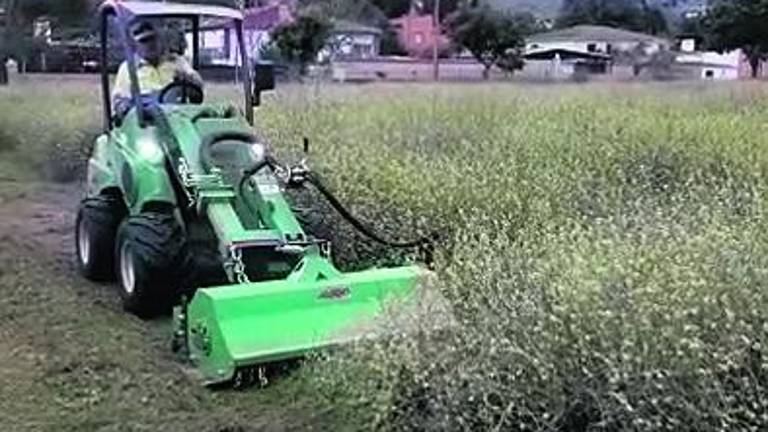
[0, 76, 100, 182]
[5, 78, 768, 430]
[256, 83, 768, 431]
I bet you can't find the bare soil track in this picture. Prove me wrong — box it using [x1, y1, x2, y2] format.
[0, 179, 317, 432]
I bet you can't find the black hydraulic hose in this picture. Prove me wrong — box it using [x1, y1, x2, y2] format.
[237, 160, 438, 252]
[304, 172, 438, 250]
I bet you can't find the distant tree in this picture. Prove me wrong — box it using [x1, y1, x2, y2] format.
[702, 0, 768, 79]
[557, 0, 668, 35]
[7, 0, 88, 24]
[370, 0, 411, 18]
[380, 26, 407, 56]
[271, 14, 332, 76]
[628, 45, 678, 79]
[0, 0, 90, 84]
[418, 0, 479, 19]
[679, 14, 707, 42]
[643, 5, 668, 35]
[299, 0, 387, 25]
[447, 7, 538, 79]
[368, 0, 479, 19]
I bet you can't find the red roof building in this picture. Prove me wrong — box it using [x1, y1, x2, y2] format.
[390, 11, 450, 59]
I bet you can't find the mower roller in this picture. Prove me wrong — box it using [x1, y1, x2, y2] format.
[75, 1, 448, 385]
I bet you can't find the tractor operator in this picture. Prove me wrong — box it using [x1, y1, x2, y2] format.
[113, 21, 204, 117]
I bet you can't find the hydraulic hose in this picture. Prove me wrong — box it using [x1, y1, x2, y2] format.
[237, 160, 438, 252]
[304, 172, 438, 250]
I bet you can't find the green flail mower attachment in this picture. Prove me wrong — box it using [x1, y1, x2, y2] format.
[176, 255, 444, 385]
[163, 109, 449, 386]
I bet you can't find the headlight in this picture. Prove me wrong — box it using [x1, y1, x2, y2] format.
[136, 136, 164, 164]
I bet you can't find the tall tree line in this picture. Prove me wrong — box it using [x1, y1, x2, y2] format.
[557, 0, 668, 35]
[698, 0, 768, 78]
[1, 0, 91, 82]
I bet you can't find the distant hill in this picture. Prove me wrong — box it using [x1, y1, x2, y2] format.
[483, 0, 562, 18]
[483, 0, 709, 28]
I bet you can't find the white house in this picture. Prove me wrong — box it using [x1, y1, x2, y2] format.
[675, 38, 741, 81]
[527, 25, 670, 57]
[522, 25, 673, 80]
[324, 20, 382, 62]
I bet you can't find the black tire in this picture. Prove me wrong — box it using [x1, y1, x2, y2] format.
[75, 196, 125, 281]
[115, 212, 187, 319]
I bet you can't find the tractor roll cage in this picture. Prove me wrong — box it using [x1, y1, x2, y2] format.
[98, 1, 254, 131]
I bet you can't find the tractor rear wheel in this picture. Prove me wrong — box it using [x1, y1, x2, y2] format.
[115, 212, 186, 319]
[76, 196, 125, 281]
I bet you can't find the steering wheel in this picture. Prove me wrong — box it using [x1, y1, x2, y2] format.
[158, 79, 204, 105]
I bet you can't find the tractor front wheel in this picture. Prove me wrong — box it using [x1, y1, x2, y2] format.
[76, 196, 125, 281]
[115, 212, 186, 319]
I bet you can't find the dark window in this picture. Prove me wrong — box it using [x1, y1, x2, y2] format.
[587, 43, 598, 52]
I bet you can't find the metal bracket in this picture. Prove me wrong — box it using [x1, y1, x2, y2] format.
[178, 157, 228, 210]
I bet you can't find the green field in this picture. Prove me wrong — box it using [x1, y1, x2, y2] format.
[2, 75, 768, 431]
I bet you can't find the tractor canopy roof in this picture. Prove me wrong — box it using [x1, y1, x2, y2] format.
[99, 1, 243, 21]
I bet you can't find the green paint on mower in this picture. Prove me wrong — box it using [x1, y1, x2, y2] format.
[184, 259, 428, 383]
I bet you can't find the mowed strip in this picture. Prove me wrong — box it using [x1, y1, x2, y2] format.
[0, 182, 310, 431]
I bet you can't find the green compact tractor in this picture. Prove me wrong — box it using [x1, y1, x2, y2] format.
[76, 1, 446, 385]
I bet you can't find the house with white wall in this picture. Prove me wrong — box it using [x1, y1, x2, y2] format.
[526, 25, 670, 57]
[324, 21, 382, 61]
[522, 25, 670, 80]
[674, 39, 740, 80]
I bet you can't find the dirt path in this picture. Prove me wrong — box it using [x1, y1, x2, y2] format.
[0, 181, 78, 262]
[0, 181, 316, 432]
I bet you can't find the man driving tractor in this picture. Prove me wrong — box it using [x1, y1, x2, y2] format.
[113, 21, 203, 117]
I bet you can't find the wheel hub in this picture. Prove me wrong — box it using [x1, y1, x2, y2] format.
[77, 220, 91, 266]
[120, 243, 136, 295]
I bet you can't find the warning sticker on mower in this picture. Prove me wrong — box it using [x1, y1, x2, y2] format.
[318, 286, 352, 301]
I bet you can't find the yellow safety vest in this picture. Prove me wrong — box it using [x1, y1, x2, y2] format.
[113, 54, 199, 100]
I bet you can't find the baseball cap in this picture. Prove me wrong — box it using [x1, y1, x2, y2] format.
[131, 21, 157, 43]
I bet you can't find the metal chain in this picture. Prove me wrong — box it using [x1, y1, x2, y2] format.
[229, 246, 251, 284]
[257, 367, 268, 387]
[178, 158, 197, 208]
[178, 157, 225, 209]
[232, 366, 268, 390]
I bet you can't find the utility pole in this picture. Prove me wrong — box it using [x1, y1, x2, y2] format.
[432, 0, 440, 81]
